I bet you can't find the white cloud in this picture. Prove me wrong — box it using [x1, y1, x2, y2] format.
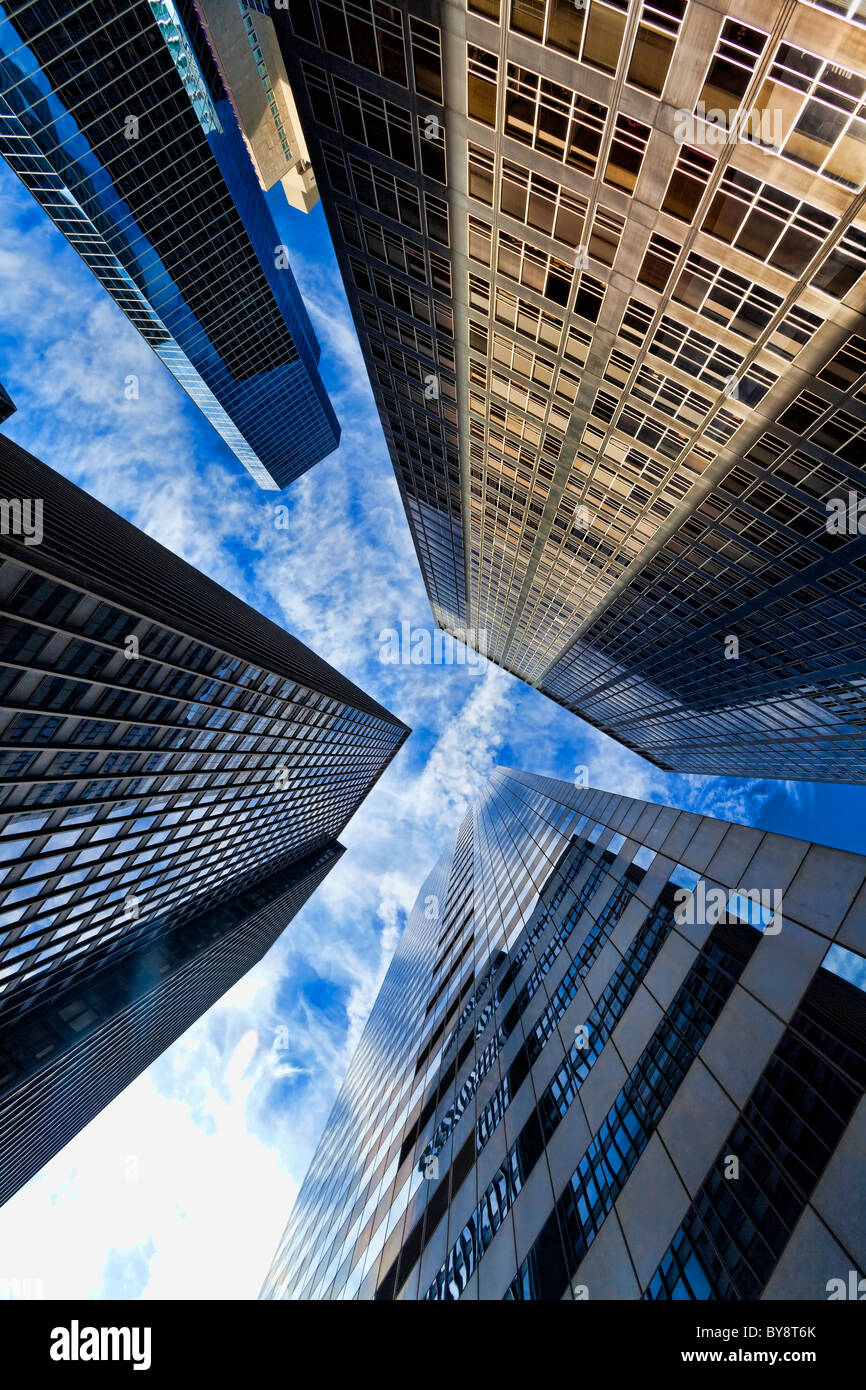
[0, 1025, 298, 1300]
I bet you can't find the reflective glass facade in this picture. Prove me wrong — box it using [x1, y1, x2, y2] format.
[275, 0, 866, 778]
[0, 428, 409, 1205]
[0, 840, 341, 1208]
[0, 380, 13, 427]
[262, 769, 866, 1300]
[0, 0, 340, 489]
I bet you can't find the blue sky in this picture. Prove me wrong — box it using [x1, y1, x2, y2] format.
[0, 163, 864, 1300]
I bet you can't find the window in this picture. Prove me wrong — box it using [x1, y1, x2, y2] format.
[332, 78, 415, 167]
[505, 64, 608, 175]
[818, 332, 866, 390]
[319, 1, 407, 87]
[467, 143, 495, 206]
[425, 194, 450, 246]
[29, 677, 86, 713]
[703, 167, 836, 277]
[604, 115, 651, 192]
[80, 603, 133, 643]
[631, 365, 719, 434]
[5, 713, 63, 745]
[662, 145, 715, 223]
[302, 61, 337, 128]
[627, 0, 687, 95]
[582, 0, 629, 74]
[590, 205, 626, 266]
[468, 214, 492, 266]
[510, 0, 546, 42]
[547, 0, 586, 58]
[593, 389, 694, 460]
[638, 231, 681, 292]
[410, 18, 442, 103]
[506, 0, 684, 82]
[663, 151, 839, 280]
[9, 575, 79, 625]
[697, 18, 767, 114]
[497, 228, 571, 301]
[467, 45, 498, 126]
[639, 316, 775, 403]
[493, 286, 566, 351]
[420, 117, 447, 183]
[749, 42, 866, 191]
[811, 223, 866, 298]
[672, 253, 783, 342]
[347, 155, 421, 230]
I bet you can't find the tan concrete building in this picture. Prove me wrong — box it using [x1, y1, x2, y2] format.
[273, 0, 866, 780]
[196, 0, 319, 211]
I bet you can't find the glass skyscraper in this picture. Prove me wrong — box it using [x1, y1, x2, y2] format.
[273, 0, 866, 780]
[0, 426, 409, 1207]
[0, 380, 13, 427]
[0, 0, 340, 490]
[262, 769, 866, 1300]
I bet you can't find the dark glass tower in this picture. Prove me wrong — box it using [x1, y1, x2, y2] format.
[263, 769, 866, 1300]
[273, 0, 866, 780]
[0, 0, 340, 490]
[0, 381, 13, 427]
[0, 428, 409, 1208]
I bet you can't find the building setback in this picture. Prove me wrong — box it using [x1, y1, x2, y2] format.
[274, 0, 866, 780]
[0, 0, 339, 489]
[262, 769, 866, 1301]
[0, 427, 409, 1208]
[194, 0, 320, 213]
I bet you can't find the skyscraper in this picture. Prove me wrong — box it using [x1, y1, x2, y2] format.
[194, 0, 320, 213]
[0, 427, 409, 1208]
[274, 0, 866, 781]
[0, 0, 339, 490]
[0, 381, 14, 428]
[262, 769, 866, 1301]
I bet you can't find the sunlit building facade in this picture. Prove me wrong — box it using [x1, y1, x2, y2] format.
[0, 0, 339, 489]
[262, 769, 866, 1300]
[275, 0, 866, 779]
[195, 0, 320, 212]
[0, 429, 409, 1207]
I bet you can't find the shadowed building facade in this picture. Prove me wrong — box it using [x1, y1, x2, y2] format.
[262, 769, 866, 1300]
[274, 0, 866, 780]
[0, 0, 339, 489]
[0, 429, 409, 1207]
